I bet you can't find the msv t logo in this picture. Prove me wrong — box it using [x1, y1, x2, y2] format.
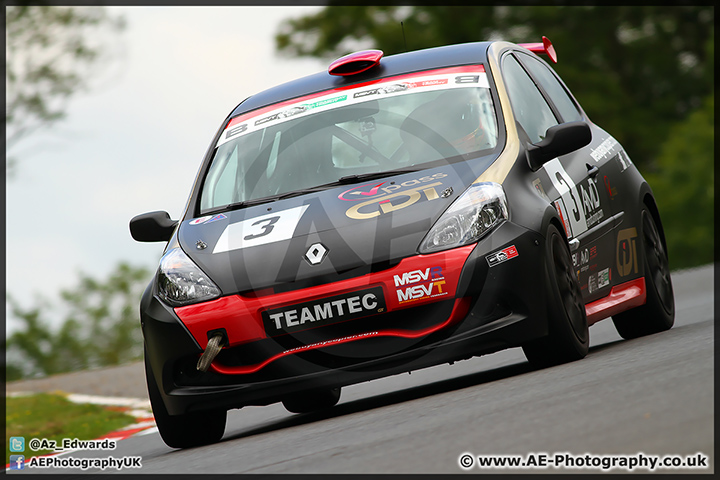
[393, 267, 443, 287]
[394, 266, 446, 304]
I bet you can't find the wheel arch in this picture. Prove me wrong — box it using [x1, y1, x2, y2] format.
[539, 204, 571, 245]
[641, 190, 670, 257]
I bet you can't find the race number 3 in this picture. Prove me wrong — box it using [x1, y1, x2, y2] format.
[544, 158, 588, 238]
[213, 205, 309, 253]
[244, 216, 280, 241]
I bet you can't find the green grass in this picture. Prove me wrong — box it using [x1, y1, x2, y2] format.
[6, 392, 136, 465]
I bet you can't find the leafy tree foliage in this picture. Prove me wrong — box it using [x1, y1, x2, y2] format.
[275, 6, 713, 172]
[276, 6, 714, 269]
[5, 263, 151, 381]
[647, 93, 714, 270]
[5, 5, 125, 176]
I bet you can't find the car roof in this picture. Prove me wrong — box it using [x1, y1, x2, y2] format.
[229, 41, 494, 119]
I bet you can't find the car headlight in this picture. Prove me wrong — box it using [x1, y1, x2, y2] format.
[419, 182, 508, 254]
[157, 247, 221, 306]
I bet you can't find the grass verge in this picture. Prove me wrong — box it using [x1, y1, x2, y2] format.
[6, 392, 136, 465]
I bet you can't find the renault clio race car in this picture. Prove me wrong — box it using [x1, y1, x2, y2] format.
[130, 37, 674, 448]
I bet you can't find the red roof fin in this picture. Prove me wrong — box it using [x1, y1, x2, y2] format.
[328, 49, 384, 76]
[518, 36, 557, 64]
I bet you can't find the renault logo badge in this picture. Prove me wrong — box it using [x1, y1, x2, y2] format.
[304, 243, 328, 265]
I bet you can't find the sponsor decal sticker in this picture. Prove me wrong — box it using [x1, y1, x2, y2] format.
[354, 83, 410, 98]
[573, 247, 590, 269]
[545, 159, 606, 236]
[588, 271, 598, 293]
[189, 213, 227, 226]
[338, 182, 386, 201]
[579, 177, 604, 228]
[393, 266, 447, 304]
[615, 149, 633, 172]
[545, 158, 588, 238]
[590, 136, 619, 162]
[486, 245, 519, 267]
[532, 178, 550, 201]
[553, 199, 572, 238]
[213, 205, 309, 254]
[190, 215, 212, 225]
[598, 267, 611, 289]
[262, 286, 385, 335]
[616, 228, 638, 277]
[205, 213, 227, 224]
[217, 68, 489, 148]
[283, 331, 380, 354]
[604, 175, 618, 198]
[572, 245, 599, 276]
[587, 267, 611, 294]
[344, 173, 448, 220]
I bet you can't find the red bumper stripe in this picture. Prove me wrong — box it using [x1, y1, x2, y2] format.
[210, 297, 472, 375]
[585, 277, 646, 325]
[175, 245, 476, 349]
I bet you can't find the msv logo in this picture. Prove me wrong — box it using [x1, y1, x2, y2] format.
[394, 266, 447, 304]
[393, 266, 443, 287]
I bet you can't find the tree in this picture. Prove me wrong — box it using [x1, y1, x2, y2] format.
[5, 263, 151, 380]
[647, 93, 714, 270]
[275, 6, 715, 270]
[5, 5, 125, 176]
[275, 6, 714, 172]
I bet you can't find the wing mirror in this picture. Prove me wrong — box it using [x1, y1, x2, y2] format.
[130, 211, 178, 242]
[526, 121, 592, 171]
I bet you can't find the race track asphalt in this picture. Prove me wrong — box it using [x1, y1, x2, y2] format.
[8, 264, 714, 474]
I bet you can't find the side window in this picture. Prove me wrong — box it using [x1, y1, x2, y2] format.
[518, 53, 583, 123]
[501, 54, 558, 143]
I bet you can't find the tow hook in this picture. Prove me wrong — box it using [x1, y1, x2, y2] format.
[197, 333, 225, 372]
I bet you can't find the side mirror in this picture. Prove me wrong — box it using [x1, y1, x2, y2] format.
[130, 211, 178, 242]
[526, 121, 592, 171]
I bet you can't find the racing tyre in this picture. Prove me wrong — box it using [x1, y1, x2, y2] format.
[145, 351, 226, 448]
[283, 387, 341, 414]
[523, 224, 589, 367]
[611, 205, 674, 339]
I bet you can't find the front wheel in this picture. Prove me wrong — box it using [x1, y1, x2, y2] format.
[612, 205, 674, 339]
[145, 350, 226, 448]
[523, 224, 589, 367]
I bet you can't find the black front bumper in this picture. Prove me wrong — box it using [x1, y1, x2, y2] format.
[141, 221, 550, 415]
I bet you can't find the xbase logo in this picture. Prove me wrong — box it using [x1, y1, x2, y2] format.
[394, 266, 447, 304]
[486, 245, 519, 267]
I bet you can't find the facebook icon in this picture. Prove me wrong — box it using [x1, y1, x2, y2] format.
[9, 455, 25, 470]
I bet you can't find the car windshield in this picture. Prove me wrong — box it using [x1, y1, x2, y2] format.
[200, 66, 498, 213]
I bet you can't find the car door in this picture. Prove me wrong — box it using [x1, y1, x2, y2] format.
[500, 51, 615, 303]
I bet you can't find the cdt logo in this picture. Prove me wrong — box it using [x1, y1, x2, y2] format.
[9, 455, 25, 470]
[340, 173, 448, 220]
[616, 228, 638, 277]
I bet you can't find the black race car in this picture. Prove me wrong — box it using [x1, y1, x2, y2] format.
[131, 37, 674, 448]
